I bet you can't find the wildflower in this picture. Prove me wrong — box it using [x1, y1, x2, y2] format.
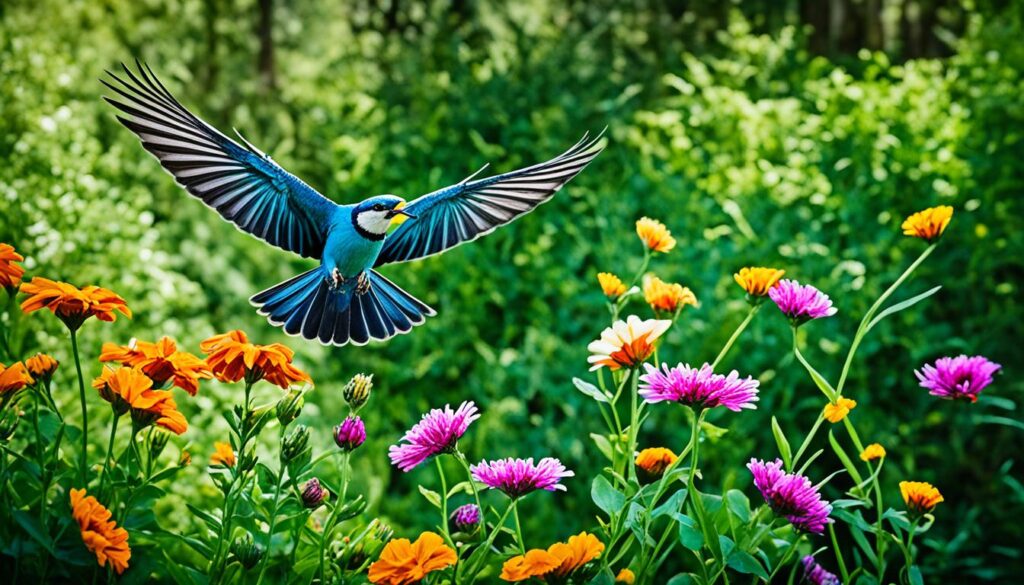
[823, 397, 857, 423]
[301, 478, 328, 509]
[860, 443, 886, 462]
[343, 373, 373, 410]
[900, 481, 943, 517]
[471, 457, 574, 499]
[734, 267, 785, 300]
[587, 315, 671, 371]
[388, 401, 480, 472]
[597, 272, 627, 298]
[748, 458, 832, 534]
[639, 362, 759, 412]
[200, 330, 311, 389]
[25, 353, 59, 384]
[211, 441, 236, 466]
[0, 243, 25, 291]
[92, 367, 188, 434]
[20, 277, 130, 330]
[368, 531, 457, 585]
[100, 337, 211, 395]
[902, 206, 953, 242]
[0, 362, 33, 395]
[501, 549, 562, 582]
[643, 275, 697, 314]
[616, 568, 636, 584]
[636, 217, 676, 253]
[334, 416, 366, 452]
[801, 556, 841, 585]
[501, 532, 604, 582]
[768, 279, 837, 325]
[449, 503, 481, 533]
[915, 355, 1001, 403]
[70, 488, 131, 574]
[635, 447, 677, 479]
[231, 533, 264, 570]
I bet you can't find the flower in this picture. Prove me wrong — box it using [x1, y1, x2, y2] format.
[635, 447, 677, 479]
[92, 367, 188, 434]
[20, 277, 131, 330]
[334, 416, 366, 451]
[25, 353, 59, 383]
[231, 533, 264, 570]
[823, 397, 857, 423]
[70, 488, 131, 574]
[639, 362, 759, 412]
[501, 549, 562, 582]
[747, 458, 832, 534]
[597, 272, 628, 298]
[643, 275, 697, 313]
[769, 279, 837, 324]
[100, 337, 212, 395]
[368, 531, 457, 585]
[200, 330, 311, 389]
[211, 441, 236, 466]
[343, 373, 373, 410]
[734, 267, 785, 298]
[301, 478, 329, 508]
[471, 457, 574, 499]
[914, 355, 1001, 403]
[616, 568, 636, 584]
[281, 425, 310, 462]
[0, 361, 33, 395]
[501, 532, 604, 582]
[900, 481, 943, 516]
[801, 556, 841, 585]
[449, 503, 481, 533]
[902, 206, 953, 242]
[0, 243, 25, 290]
[860, 443, 886, 462]
[587, 315, 672, 371]
[388, 401, 480, 472]
[636, 217, 676, 253]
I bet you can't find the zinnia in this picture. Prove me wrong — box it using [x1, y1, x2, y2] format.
[587, 315, 671, 371]
[914, 354, 1001, 403]
[768, 279, 837, 324]
[642, 275, 697, 314]
[0, 361, 33, 395]
[900, 481, 943, 516]
[388, 401, 479, 471]
[823, 397, 857, 423]
[501, 532, 605, 582]
[471, 457, 573, 498]
[101, 336, 212, 395]
[211, 441, 236, 466]
[70, 488, 131, 574]
[635, 217, 676, 253]
[734, 267, 785, 298]
[902, 206, 953, 242]
[92, 367, 188, 434]
[368, 531, 457, 585]
[860, 443, 886, 461]
[801, 556, 841, 585]
[200, 330, 311, 389]
[597, 272, 627, 298]
[20, 277, 131, 330]
[748, 458, 832, 534]
[0, 243, 25, 290]
[639, 362, 759, 412]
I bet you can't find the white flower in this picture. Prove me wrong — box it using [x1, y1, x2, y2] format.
[587, 315, 672, 371]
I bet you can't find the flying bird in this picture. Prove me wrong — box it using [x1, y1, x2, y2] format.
[102, 62, 604, 346]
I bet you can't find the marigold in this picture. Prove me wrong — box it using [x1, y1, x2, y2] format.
[368, 531, 457, 585]
[92, 367, 188, 434]
[635, 447, 677, 478]
[823, 397, 857, 423]
[0, 361, 33, 395]
[25, 353, 59, 382]
[635, 217, 676, 253]
[587, 315, 671, 371]
[860, 443, 886, 461]
[70, 488, 131, 574]
[501, 549, 562, 582]
[597, 272, 628, 298]
[211, 441, 236, 467]
[616, 568, 636, 584]
[902, 206, 953, 242]
[20, 277, 131, 330]
[734, 267, 785, 298]
[200, 330, 311, 389]
[900, 481, 943, 516]
[502, 532, 605, 582]
[643, 275, 697, 313]
[0, 243, 25, 290]
[101, 337, 212, 395]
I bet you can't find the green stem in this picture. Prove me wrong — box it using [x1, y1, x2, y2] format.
[455, 451, 487, 538]
[97, 413, 121, 499]
[256, 430, 288, 585]
[767, 536, 802, 582]
[626, 369, 640, 484]
[69, 329, 89, 485]
[512, 499, 526, 554]
[711, 304, 760, 370]
[902, 518, 919, 581]
[872, 461, 887, 579]
[687, 409, 706, 488]
[828, 523, 850, 582]
[791, 330, 836, 401]
[317, 452, 351, 585]
[791, 415, 825, 471]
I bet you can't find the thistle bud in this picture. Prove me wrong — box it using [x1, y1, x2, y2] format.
[230, 533, 264, 570]
[281, 424, 310, 463]
[449, 503, 481, 534]
[333, 416, 366, 452]
[276, 389, 304, 427]
[342, 374, 373, 410]
[301, 478, 328, 509]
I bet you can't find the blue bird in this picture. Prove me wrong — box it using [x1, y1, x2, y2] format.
[103, 62, 604, 346]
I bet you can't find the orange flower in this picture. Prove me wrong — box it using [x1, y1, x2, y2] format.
[70, 488, 131, 574]
[635, 217, 676, 253]
[597, 272, 628, 298]
[368, 531, 457, 585]
[902, 206, 953, 242]
[860, 443, 886, 462]
[200, 330, 311, 389]
[616, 568, 636, 584]
[635, 447, 677, 478]
[25, 353, 59, 383]
[548, 532, 605, 577]
[210, 441, 236, 467]
[20, 277, 130, 330]
[501, 549, 562, 582]
[0, 361, 33, 395]
[588, 316, 671, 371]
[92, 367, 188, 434]
[0, 243, 25, 290]
[502, 532, 605, 582]
[101, 337, 211, 396]
[734, 267, 785, 297]
[823, 397, 857, 423]
[643, 275, 697, 313]
[900, 481, 943, 516]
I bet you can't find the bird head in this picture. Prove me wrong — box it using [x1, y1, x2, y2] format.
[352, 195, 415, 237]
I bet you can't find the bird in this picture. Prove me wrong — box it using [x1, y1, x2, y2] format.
[102, 62, 605, 346]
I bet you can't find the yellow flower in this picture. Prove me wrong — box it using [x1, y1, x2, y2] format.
[823, 397, 857, 423]
[200, 330, 311, 389]
[0, 243, 25, 290]
[597, 272, 627, 298]
[616, 568, 636, 584]
[587, 315, 671, 371]
[20, 277, 131, 331]
[635, 447, 677, 479]
[368, 531, 457, 585]
[860, 443, 886, 461]
[900, 481, 943, 516]
[733, 267, 785, 297]
[211, 441, 236, 467]
[70, 488, 131, 574]
[902, 206, 953, 242]
[636, 217, 676, 253]
[643, 275, 697, 313]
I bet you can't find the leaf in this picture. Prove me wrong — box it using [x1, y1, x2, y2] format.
[573, 377, 610, 403]
[727, 550, 769, 580]
[828, 430, 865, 487]
[771, 417, 792, 469]
[591, 475, 626, 516]
[418, 485, 442, 509]
[666, 574, 698, 585]
[186, 503, 221, 535]
[675, 513, 703, 550]
[590, 433, 614, 461]
[725, 489, 750, 523]
[865, 286, 941, 333]
[588, 569, 616, 585]
[653, 488, 687, 518]
[909, 565, 924, 585]
[13, 510, 53, 553]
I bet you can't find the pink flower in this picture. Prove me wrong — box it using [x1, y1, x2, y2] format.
[915, 354, 1001, 403]
[768, 279, 837, 324]
[748, 458, 832, 534]
[389, 402, 480, 472]
[802, 556, 841, 585]
[639, 362, 759, 412]
[470, 457, 574, 499]
[334, 416, 366, 451]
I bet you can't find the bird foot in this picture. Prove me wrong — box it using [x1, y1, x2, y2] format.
[329, 268, 345, 291]
[355, 272, 371, 295]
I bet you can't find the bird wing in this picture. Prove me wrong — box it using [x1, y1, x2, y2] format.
[102, 62, 336, 259]
[375, 131, 605, 266]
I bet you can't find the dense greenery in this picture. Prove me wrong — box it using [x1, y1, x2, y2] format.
[1, 0, 1021, 581]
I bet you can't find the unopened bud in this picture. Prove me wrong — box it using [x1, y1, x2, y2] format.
[302, 478, 329, 509]
[281, 424, 310, 463]
[230, 533, 264, 570]
[276, 389, 305, 427]
[343, 374, 373, 410]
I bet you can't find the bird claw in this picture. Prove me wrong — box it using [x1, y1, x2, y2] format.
[355, 272, 371, 295]
[329, 268, 345, 291]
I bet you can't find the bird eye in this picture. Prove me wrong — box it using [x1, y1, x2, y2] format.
[373, 204, 384, 211]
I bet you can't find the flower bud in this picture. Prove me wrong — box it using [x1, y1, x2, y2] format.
[301, 478, 328, 509]
[149, 429, 170, 460]
[449, 503, 481, 534]
[342, 374, 373, 410]
[25, 353, 59, 384]
[275, 389, 304, 427]
[333, 416, 366, 452]
[281, 424, 310, 463]
[179, 449, 192, 467]
[230, 533, 264, 570]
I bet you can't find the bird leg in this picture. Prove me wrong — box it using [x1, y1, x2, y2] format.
[329, 268, 345, 291]
[355, 271, 371, 295]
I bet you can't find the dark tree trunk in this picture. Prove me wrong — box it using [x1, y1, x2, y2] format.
[257, 0, 276, 92]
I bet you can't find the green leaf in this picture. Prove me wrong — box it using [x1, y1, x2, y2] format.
[590, 433, 614, 461]
[771, 417, 792, 469]
[865, 286, 941, 333]
[675, 513, 704, 550]
[591, 475, 626, 516]
[828, 430, 864, 487]
[908, 565, 924, 585]
[666, 574, 698, 585]
[588, 569, 616, 585]
[418, 485, 442, 509]
[725, 489, 750, 523]
[727, 550, 769, 580]
[573, 377, 610, 403]
[653, 488, 687, 518]
[13, 510, 53, 553]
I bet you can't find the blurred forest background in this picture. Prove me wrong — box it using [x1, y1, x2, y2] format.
[2, 0, 1022, 580]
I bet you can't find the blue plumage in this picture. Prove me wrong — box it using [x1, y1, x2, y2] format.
[104, 62, 604, 345]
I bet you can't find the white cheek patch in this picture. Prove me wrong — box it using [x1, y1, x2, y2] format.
[356, 210, 393, 235]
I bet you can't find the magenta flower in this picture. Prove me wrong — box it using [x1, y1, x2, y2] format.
[768, 279, 837, 324]
[449, 503, 481, 533]
[389, 401, 480, 472]
[802, 556, 841, 585]
[747, 458, 832, 534]
[470, 457, 574, 499]
[333, 416, 366, 451]
[915, 354, 1001, 403]
[639, 362, 759, 412]
[301, 478, 328, 509]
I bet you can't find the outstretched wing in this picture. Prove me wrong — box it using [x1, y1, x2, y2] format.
[375, 131, 605, 266]
[102, 62, 337, 259]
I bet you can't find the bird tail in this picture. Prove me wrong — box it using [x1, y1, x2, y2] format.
[250, 268, 435, 346]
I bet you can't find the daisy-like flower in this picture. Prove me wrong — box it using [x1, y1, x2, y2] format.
[211, 441, 236, 467]
[902, 206, 953, 243]
[635, 447, 677, 480]
[0, 361, 33, 395]
[388, 401, 480, 472]
[860, 443, 886, 462]
[900, 481, 943, 517]
[823, 397, 857, 423]
[20, 277, 131, 331]
[914, 355, 1001, 403]
[636, 217, 676, 253]
[0, 243, 25, 291]
[101, 337, 212, 396]
[597, 272, 628, 298]
[25, 353, 59, 384]
[501, 532, 605, 582]
[616, 568, 636, 584]
[449, 503, 481, 533]
[368, 531, 457, 585]
[70, 488, 131, 574]
[801, 556, 841, 585]
[643, 275, 697, 314]
[92, 367, 188, 434]
[768, 279, 837, 325]
[734, 267, 785, 299]
[639, 362, 759, 412]
[471, 457, 574, 499]
[748, 458, 832, 534]
[200, 330, 311, 389]
[587, 315, 672, 371]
